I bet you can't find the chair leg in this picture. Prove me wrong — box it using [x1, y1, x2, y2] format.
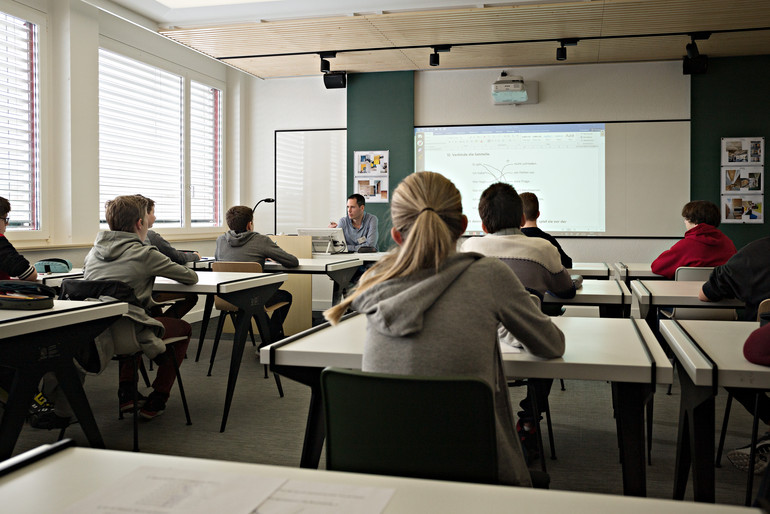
[138, 357, 151, 388]
[646, 395, 654, 465]
[527, 382, 547, 473]
[248, 324, 257, 347]
[542, 394, 556, 460]
[560, 379, 565, 391]
[208, 314, 227, 376]
[273, 372, 284, 398]
[716, 392, 734, 467]
[170, 346, 192, 426]
[131, 356, 139, 452]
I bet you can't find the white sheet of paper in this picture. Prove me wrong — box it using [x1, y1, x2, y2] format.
[499, 341, 523, 353]
[63, 466, 286, 514]
[254, 479, 395, 514]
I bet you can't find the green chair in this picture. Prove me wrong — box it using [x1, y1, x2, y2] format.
[320, 367, 499, 484]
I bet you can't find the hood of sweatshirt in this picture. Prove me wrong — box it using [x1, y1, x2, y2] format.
[351, 252, 481, 338]
[686, 223, 731, 247]
[222, 230, 258, 248]
[90, 231, 146, 262]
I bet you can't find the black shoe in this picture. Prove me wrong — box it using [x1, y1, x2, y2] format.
[118, 383, 148, 414]
[139, 392, 168, 420]
[29, 408, 72, 430]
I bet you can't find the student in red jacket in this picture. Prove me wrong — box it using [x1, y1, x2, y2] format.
[651, 200, 736, 279]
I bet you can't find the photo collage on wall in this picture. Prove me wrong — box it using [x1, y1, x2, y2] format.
[353, 150, 389, 203]
[720, 137, 764, 224]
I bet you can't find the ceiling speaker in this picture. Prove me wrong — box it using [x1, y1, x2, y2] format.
[323, 71, 346, 89]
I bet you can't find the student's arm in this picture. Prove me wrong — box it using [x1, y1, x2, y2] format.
[363, 214, 379, 250]
[147, 248, 199, 285]
[700, 257, 742, 303]
[0, 236, 37, 281]
[493, 260, 565, 359]
[147, 231, 199, 264]
[548, 235, 572, 269]
[650, 241, 683, 279]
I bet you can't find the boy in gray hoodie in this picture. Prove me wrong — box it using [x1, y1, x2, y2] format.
[215, 205, 298, 340]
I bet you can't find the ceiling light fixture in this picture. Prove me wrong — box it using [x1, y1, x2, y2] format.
[429, 45, 451, 67]
[683, 32, 711, 75]
[319, 51, 336, 74]
[556, 39, 579, 61]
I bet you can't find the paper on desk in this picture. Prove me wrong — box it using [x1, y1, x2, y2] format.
[499, 341, 523, 353]
[62, 466, 285, 514]
[254, 479, 394, 514]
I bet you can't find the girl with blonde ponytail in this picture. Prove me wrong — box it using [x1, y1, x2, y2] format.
[325, 171, 564, 487]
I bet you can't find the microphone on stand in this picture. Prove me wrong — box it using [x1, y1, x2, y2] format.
[252, 198, 275, 213]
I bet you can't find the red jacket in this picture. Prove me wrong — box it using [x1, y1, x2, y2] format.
[651, 224, 736, 279]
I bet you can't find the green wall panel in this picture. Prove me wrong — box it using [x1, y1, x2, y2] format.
[347, 71, 415, 252]
[691, 55, 770, 249]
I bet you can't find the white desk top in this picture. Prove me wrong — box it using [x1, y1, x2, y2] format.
[264, 257, 362, 273]
[568, 262, 610, 278]
[631, 280, 744, 308]
[153, 271, 287, 294]
[613, 262, 657, 277]
[544, 279, 631, 305]
[0, 300, 127, 339]
[36, 268, 84, 287]
[0, 447, 752, 514]
[263, 315, 672, 385]
[312, 251, 387, 262]
[660, 319, 768, 388]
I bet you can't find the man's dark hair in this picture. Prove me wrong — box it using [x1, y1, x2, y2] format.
[0, 196, 10, 218]
[226, 205, 254, 233]
[478, 182, 523, 233]
[348, 194, 365, 207]
[519, 192, 539, 221]
[682, 200, 720, 227]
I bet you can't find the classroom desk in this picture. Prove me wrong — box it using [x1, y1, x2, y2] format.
[659, 320, 764, 505]
[0, 300, 128, 460]
[189, 256, 215, 270]
[262, 314, 672, 497]
[568, 262, 611, 279]
[263, 256, 363, 303]
[631, 280, 744, 323]
[154, 271, 288, 432]
[1, 446, 754, 514]
[544, 279, 631, 317]
[35, 268, 84, 287]
[613, 262, 665, 287]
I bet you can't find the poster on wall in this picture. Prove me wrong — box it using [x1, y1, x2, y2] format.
[353, 150, 389, 203]
[721, 137, 764, 166]
[721, 195, 764, 224]
[721, 166, 763, 194]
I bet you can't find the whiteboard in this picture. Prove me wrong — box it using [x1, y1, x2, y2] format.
[275, 129, 347, 235]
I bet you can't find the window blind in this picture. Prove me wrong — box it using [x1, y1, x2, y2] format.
[190, 81, 221, 227]
[98, 48, 183, 226]
[0, 11, 38, 230]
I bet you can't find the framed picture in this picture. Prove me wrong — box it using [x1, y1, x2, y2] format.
[353, 150, 389, 203]
[721, 195, 764, 224]
[721, 166, 763, 194]
[721, 137, 764, 166]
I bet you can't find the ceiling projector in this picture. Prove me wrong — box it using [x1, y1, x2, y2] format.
[492, 73, 537, 105]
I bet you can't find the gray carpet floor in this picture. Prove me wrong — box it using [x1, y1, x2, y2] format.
[9, 321, 760, 507]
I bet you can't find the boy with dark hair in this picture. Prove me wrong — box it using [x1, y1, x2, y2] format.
[651, 200, 735, 279]
[0, 196, 37, 281]
[215, 205, 298, 340]
[519, 192, 573, 269]
[462, 182, 575, 463]
[84, 194, 199, 419]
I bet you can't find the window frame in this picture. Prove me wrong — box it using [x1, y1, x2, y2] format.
[98, 36, 225, 236]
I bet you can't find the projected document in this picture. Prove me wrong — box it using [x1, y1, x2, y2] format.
[415, 123, 606, 235]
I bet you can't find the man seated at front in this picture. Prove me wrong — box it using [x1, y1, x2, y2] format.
[461, 182, 574, 464]
[84, 195, 199, 420]
[215, 205, 298, 341]
[520, 192, 573, 269]
[329, 194, 378, 252]
[651, 200, 736, 279]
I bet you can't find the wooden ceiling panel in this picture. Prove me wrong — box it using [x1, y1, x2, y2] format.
[157, 1, 770, 79]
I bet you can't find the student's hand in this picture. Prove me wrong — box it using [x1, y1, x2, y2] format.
[698, 287, 711, 302]
[193, 252, 201, 259]
[328, 222, 338, 228]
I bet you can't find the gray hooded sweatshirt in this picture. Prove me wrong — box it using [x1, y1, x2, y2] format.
[215, 230, 299, 269]
[352, 251, 565, 487]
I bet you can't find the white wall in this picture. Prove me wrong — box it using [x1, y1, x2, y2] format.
[415, 61, 690, 262]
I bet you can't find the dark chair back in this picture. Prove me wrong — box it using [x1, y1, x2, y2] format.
[321, 367, 499, 484]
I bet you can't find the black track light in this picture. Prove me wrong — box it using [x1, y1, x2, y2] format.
[430, 51, 439, 66]
[556, 38, 579, 62]
[320, 58, 330, 73]
[429, 45, 451, 67]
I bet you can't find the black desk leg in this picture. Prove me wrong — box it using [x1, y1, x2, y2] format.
[673, 370, 715, 502]
[55, 363, 105, 450]
[195, 294, 215, 362]
[272, 365, 325, 468]
[220, 308, 252, 433]
[612, 382, 648, 497]
[0, 369, 40, 461]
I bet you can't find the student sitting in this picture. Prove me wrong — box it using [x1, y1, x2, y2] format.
[215, 205, 298, 341]
[325, 171, 565, 487]
[0, 196, 37, 282]
[83, 195, 199, 419]
[520, 192, 573, 269]
[651, 200, 735, 279]
[461, 182, 575, 462]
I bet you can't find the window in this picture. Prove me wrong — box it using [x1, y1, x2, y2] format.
[98, 48, 222, 228]
[0, 11, 39, 230]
